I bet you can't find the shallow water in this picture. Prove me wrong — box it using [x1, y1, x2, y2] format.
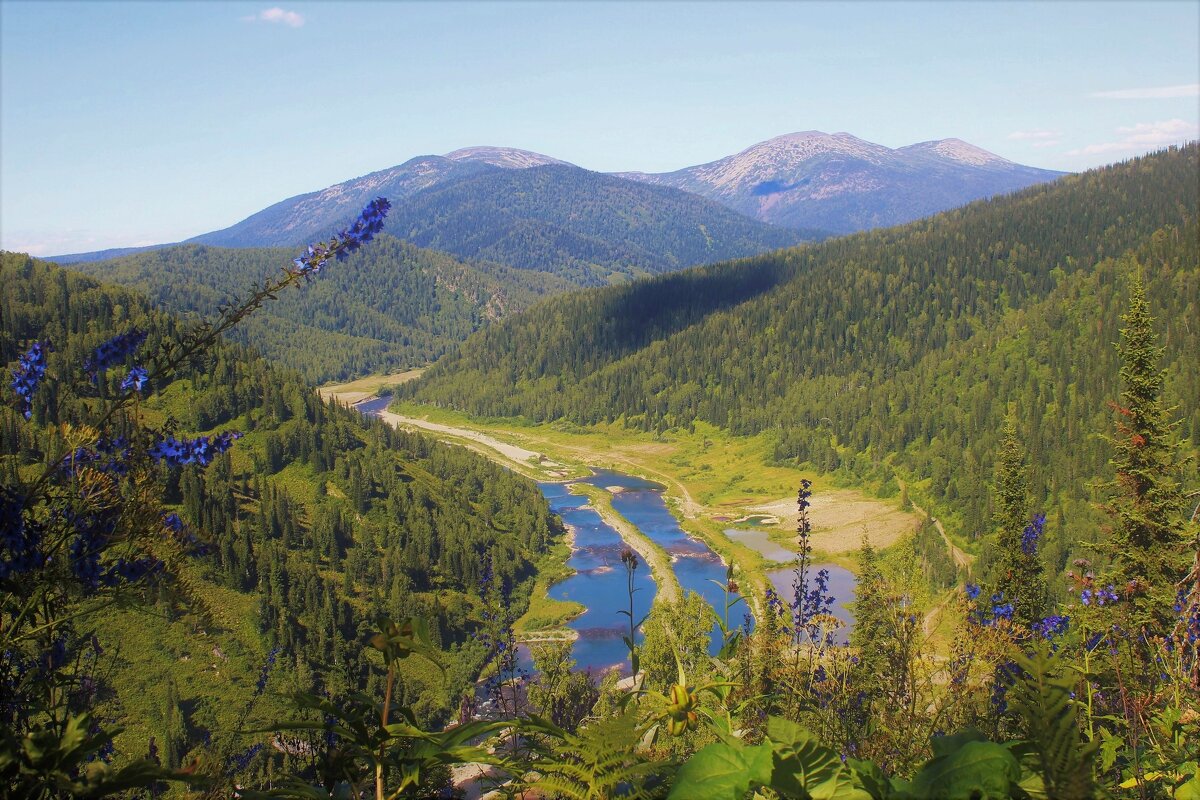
[533, 480, 658, 674]
[724, 527, 796, 563]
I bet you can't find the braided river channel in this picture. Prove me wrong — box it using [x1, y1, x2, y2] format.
[357, 397, 854, 675]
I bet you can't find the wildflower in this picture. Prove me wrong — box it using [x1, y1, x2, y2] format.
[765, 586, 785, 618]
[292, 197, 391, 276]
[10, 340, 51, 420]
[1020, 513, 1045, 556]
[84, 329, 147, 382]
[58, 436, 131, 476]
[148, 431, 242, 467]
[620, 545, 638, 571]
[120, 366, 149, 394]
[254, 647, 280, 696]
[1034, 614, 1070, 639]
[965, 583, 981, 601]
[228, 743, 264, 773]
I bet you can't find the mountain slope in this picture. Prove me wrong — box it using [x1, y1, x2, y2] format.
[381, 164, 810, 284]
[616, 131, 1066, 233]
[404, 145, 1199, 563]
[70, 234, 572, 382]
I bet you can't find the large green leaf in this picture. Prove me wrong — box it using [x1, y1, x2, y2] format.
[766, 718, 873, 800]
[909, 740, 1021, 800]
[668, 741, 774, 800]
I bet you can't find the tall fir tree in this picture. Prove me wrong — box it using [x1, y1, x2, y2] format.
[991, 415, 1046, 626]
[849, 534, 888, 693]
[1101, 270, 1188, 630]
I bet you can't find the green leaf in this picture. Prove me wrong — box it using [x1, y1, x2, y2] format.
[847, 758, 898, 800]
[668, 741, 774, 800]
[929, 728, 989, 759]
[1174, 771, 1200, 800]
[766, 718, 872, 800]
[909, 740, 1021, 800]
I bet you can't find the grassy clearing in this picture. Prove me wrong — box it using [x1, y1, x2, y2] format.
[317, 369, 426, 406]
[514, 537, 584, 635]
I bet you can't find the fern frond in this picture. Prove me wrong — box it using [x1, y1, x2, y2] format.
[1010, 642, 1101, 800]
[521, 712, 667, 799]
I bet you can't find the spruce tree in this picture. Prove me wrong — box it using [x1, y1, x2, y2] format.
[1101, 272, 1188, 629]
[992, 415, 1046, 626]
[850, 534, 888, 692]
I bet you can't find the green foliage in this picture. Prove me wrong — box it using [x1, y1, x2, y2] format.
[242, 617, 503, 799]
[0, 714, 194, 799]
[989, 418, 1045, 625]
[1100, 272, 1190, 629]
[527, 640, 600, 732]
[1006, 642, 1099, 800]
[1, 253, 562, 790]
[70, 235, 570, 383]
[904, 731, 1021, 800]
[640, 592, 715, 691]
[519, 712, 669, 800]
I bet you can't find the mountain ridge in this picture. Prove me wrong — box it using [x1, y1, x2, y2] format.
[615, 130, 1065, 232]
[48, 132, 1061, 262]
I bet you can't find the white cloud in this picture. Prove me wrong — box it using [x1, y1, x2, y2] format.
[1007, 129, 1061, 141]
[1030, 140, 1061, 148]
[1089, 83, 1200, 99]
[1067, 118, 1199, 156]
[242, 7, 305, 27]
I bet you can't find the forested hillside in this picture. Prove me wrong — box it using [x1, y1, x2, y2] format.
[70, 235, 572, 382]
[404, 145, 1200, 577]
[380, 164, 813, 284]
[1, 253, 561, 776]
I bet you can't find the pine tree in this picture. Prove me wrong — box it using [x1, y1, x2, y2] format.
[992, 415, 1046, 626]
[1101, 271, 1188, 629]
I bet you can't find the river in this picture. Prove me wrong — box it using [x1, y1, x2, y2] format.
[354, 396, 855, 672]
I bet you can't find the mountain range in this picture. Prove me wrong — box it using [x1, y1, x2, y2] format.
[616, 131, 1067, 233]
[49, 133, 1064, 265]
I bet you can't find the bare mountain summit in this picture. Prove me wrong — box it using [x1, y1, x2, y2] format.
[616, 131, 1065, 233]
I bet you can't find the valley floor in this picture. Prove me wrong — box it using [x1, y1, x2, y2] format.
[320, 375, 923, 622]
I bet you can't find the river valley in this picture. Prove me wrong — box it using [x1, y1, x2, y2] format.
[355, 395, 858, 673]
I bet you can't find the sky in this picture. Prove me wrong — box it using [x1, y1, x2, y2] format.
[1, 0, 1197, 256]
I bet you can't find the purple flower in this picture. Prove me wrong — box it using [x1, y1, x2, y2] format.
[965, 583, 981, 601]
[58, 436, 132, 476]
[292, 197, 391, 276]
[120, 366, 149, 394]
[84, 329, 147, 382]
[149, 431, 241, 467]
[10, 340, 51, 420]
[254, 647, 281, 696]
[1020, 513, 1045, 556]
[1034, 614, 1070, 639]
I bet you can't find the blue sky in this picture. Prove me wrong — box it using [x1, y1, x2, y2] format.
[1, 0, 1197, 255]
